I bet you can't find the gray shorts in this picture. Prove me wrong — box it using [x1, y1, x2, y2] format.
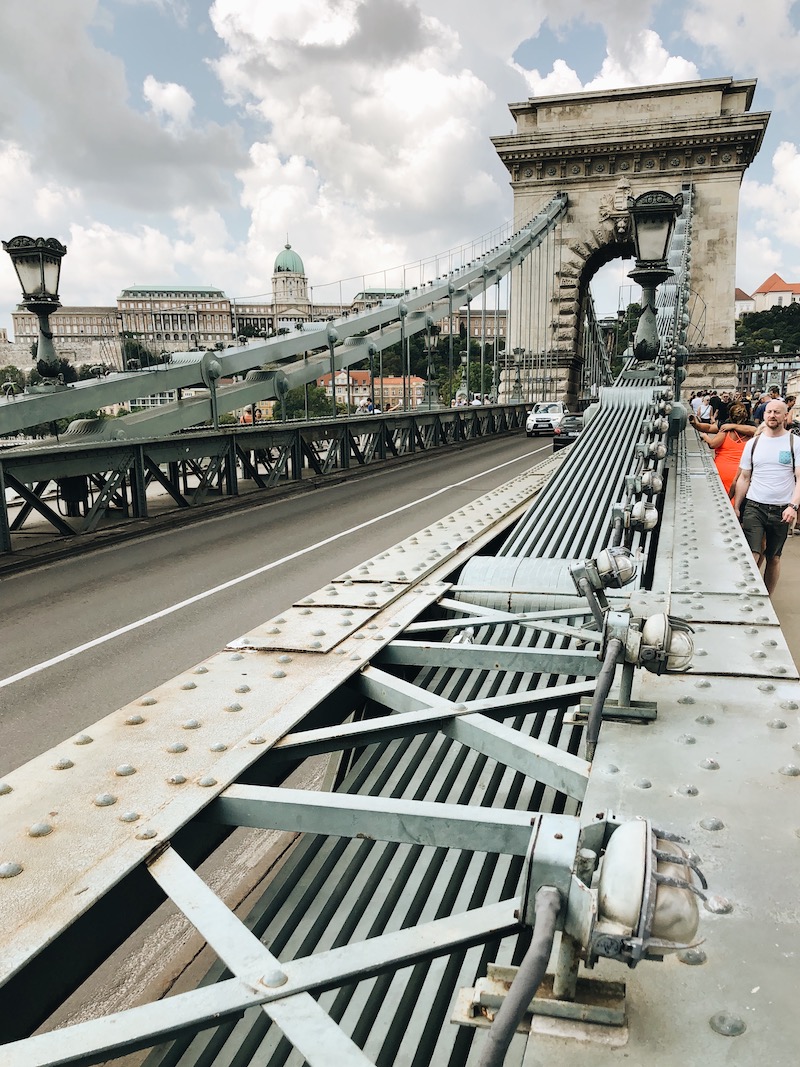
[741, 499, 790, 559]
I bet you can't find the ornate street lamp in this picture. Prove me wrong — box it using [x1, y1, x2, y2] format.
[422, 315, 439, 409]
[510, 348, 524, 403]
[626, 191, 683, 362]
[455, 352, 469, 404]
[3, 235, 68, 382]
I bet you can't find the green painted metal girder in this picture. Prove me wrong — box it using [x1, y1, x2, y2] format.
[375, 640, 602, 677]
[271, 679, 597, 762]
[148, 848, 376, 1067]
[1, 880, 518, 1067]
[202, 784, 536, 856]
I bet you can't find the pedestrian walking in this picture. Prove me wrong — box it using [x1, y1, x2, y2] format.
[698, 403, 751, 496]
[733, 401, 800, 594]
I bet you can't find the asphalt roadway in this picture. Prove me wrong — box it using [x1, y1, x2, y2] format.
[0, 434, 553, 776]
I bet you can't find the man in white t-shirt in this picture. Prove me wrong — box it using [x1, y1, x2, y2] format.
[733, 400, 800, 593]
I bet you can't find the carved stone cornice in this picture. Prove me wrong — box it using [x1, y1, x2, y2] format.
[492, 79, 770, 185]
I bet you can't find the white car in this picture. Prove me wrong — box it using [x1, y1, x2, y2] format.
[525, 401, 569, 437]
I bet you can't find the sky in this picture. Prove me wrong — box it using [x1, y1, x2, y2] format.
[1, 0, 799, 340]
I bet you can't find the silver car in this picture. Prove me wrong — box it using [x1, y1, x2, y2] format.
[525, 401, 568, 436]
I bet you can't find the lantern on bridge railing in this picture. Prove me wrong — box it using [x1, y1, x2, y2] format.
[626, 191, 683, 364]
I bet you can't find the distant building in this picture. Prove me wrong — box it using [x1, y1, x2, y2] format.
[318, 370, 426, 410]
[735, 287, 755, 318]
[10, 305, 119, 366]
[751, 273, 800, 313]
[117, 285, 232, 353]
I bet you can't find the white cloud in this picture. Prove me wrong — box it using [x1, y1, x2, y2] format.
[520, 28, 699, 95]
[683, 0, 800, 88]
[143, 75, 196, 132]
[740, 141, 800, 286]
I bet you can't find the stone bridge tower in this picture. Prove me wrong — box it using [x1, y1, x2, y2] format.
[492, 78, 769, 403]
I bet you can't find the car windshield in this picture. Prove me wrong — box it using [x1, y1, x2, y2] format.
[533, 403, 559, 413]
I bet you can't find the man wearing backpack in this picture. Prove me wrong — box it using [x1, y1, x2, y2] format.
[733, 400, 800, 594]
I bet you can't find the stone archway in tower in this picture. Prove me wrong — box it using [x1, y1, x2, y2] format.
[492, 77, 770, 404]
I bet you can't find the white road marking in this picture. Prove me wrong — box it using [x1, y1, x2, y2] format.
[0, 449, 540, 689]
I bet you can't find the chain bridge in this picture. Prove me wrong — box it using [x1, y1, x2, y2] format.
[0, 78, 795, 1067]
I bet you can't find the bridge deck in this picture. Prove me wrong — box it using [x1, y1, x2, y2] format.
[1, 416, 799, 1067]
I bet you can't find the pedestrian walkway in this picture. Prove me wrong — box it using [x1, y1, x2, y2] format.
[771, 531, 800, 665]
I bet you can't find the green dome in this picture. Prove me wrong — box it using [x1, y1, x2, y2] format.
[274, 243, 305, 274]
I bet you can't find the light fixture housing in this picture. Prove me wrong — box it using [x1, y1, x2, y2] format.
[2, 235, 67, 308]
[627, 191, 684, 268]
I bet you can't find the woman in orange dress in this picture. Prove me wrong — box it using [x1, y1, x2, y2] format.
[698, 403, 752, 497]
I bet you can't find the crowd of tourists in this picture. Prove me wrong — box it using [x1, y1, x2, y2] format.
[688, 385, 800, 594]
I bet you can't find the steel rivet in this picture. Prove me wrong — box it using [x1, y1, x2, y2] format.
[167, 742, 188, 753]
[115, 764, 136, 776]
[676, 784, 699, 796]
[770, 666, 788, 675]
[751, 651, 766, 660]
[28, 822, 53, 837]
[695, 715, 715, 725]
[194, 666, 209, 675]
[125, 715, 145, 725]
[197, 777, 217, 787]
[183, 719, 201, 730]
[634, 778, 652, 789]
[249, 736, 267, 745]
[678, 696, 695, 705]
[0, 783, 11, 796]
[0, 862, 23, 878]
[229, 653, 244, 661]
[73, 734, 93, 745]
[312, 629, 326, 636]
[679, 949, 707, 967]
[780, 700, 799, 711]
[261, 969, 288, 988]
[767, 719, 787, 730]
[120, 811, 140, 823]
[678, 734, 696, 745]
[700, 817, 724, 831]
[604, 764, 620, 774]
[181, 681, 197, 690]
[94, 793, 117, 807]
[272, 670, 286, 679]
[310, 641, 322, 649]
[709, 1012, 746, 1037]
[267, 627, 281, 635]
[700, 758, 719, 770]
[225, 703, 243, 713]
[694, 680, 711, 690]
[53, 757, 74, 770]
[135, 828, 157, 840]
[235, 684, 251, 693]
[210, 742, 228, 752]
[167, 775, 187, 785]
[779, 765, 800, 777]
[758, 682, 776, 692]
[140, 697, 157, 706]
